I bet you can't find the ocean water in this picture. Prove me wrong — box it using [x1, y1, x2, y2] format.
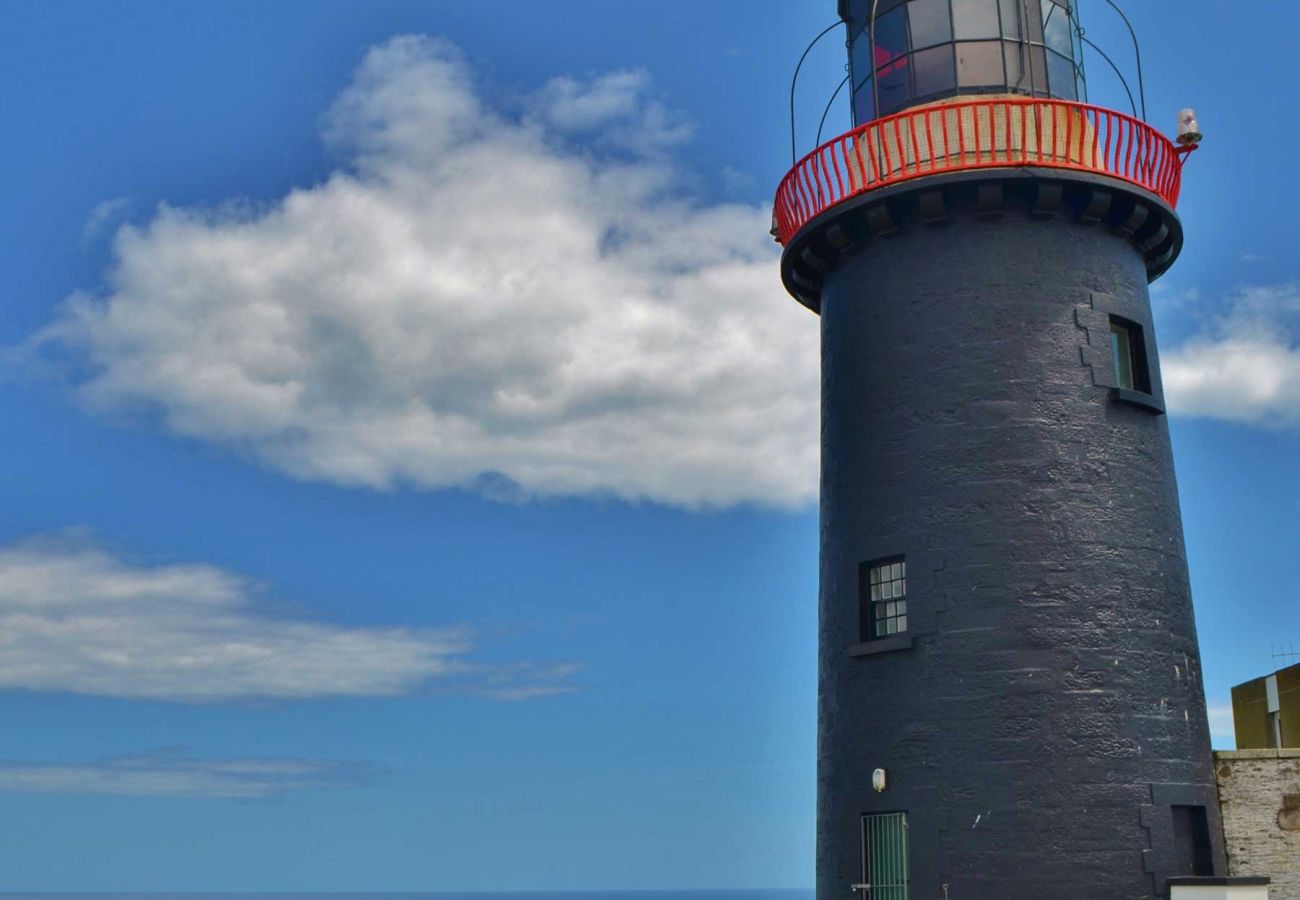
[0, 893, 814, 900]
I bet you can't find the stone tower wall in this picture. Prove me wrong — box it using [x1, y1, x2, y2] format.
[815, 185, 1222, 899]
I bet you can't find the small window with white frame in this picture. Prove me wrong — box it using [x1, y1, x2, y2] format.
[862, 557, 907, 641]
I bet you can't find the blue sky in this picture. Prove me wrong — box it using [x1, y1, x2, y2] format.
[0, 0, 1297, 892]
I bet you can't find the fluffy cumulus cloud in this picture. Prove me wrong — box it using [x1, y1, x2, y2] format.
[1163, 283, 1300, 426]
[0, 750, 375, 799]
[0, 533, 575, 702]
[36, 36, 817, 508]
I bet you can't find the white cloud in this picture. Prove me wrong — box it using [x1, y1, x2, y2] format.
[1163, 283, 1300, 426]
[0, 533, 575, 703]
[34, 35, 817, 509]
[536, 69, 693, 150]
[0, 750, 375, 798]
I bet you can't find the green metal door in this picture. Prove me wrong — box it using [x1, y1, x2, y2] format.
[860, 812, 909, 900]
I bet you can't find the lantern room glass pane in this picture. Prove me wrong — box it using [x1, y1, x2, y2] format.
[851, 34, 877, 123]
[853, 88, 876, 125]
[1040, 0, 1072, 56]
[1070, 5, 1085, 70]
[874, 5, 910, 66]
[1047, 50, 1077, 99]
[913, 45, 957, 98]
[852, 31, 871, 78]
[1027, 44, 1048, 94]
[999, 0, 1022, 39]
[873, 5, 911, 114]
[909, 0, 953, 50]
[1003, 40, 1024, 89]
[877, 66, 912, 115]
[1025, 0, 1045, 43]
[953, 0, 1001, 40]
[956, 40, 1005, 87]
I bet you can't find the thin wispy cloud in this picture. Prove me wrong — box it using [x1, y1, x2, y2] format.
[81, 196, 131, 241]
[1163, 282, 1300, 427]
[30, 36, 818, 509]
[472, 660, 585, 701]
[0, 532, 577, 703]
[0, 750, 377, 799]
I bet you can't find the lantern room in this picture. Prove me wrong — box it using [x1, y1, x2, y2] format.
[839, 0, 1085, 123]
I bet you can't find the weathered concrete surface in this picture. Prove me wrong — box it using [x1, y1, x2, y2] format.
[1217, 749, 1300, 900]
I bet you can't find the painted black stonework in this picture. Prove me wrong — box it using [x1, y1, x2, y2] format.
[792, 171, 1225, 899]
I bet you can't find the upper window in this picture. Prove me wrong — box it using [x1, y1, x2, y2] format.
[1109, 316, 1151, 394]
[862, 558, 908, 641]
[846, 0, 1083, 123]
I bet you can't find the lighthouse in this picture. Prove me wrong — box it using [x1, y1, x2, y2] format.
[775, 2, 1231, 897]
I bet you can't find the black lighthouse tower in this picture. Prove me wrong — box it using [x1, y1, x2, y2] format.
[776, 2, 1223, 897]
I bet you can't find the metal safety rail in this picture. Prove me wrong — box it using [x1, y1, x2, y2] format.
[773, 98, 1185, 246]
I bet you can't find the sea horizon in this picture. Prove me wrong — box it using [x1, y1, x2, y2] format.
[0, 891, 815, 899]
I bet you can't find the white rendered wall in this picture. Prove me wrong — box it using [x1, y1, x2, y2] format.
[1171, 886, 1270, 900]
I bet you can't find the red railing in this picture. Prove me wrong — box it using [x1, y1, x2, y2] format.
[773, 97, 1184, 246]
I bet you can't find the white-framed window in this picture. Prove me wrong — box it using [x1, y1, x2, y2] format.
[863, 558, 908, 640]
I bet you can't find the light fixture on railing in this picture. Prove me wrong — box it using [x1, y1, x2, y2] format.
[1177, 108, 1203, 146]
